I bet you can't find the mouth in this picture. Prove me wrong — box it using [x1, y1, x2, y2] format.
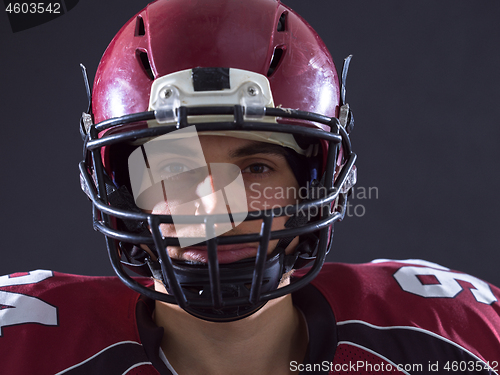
[180, 245, 258, 264]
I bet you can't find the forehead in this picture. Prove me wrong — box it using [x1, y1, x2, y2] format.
[198, 135, 289, 160]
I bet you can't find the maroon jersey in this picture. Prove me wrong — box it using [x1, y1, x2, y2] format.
[0, 270, 162, 374]
[1, 260, 499, 374]
[299, 259, 500, 374]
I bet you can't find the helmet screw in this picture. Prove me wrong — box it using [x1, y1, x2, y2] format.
[161, 88, 173, 99]
[247, 86, 258, 96]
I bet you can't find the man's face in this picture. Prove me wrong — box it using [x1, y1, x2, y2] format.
[138, 134, 300, 264]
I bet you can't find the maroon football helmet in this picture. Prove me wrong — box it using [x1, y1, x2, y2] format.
[80, 0, 356, 321]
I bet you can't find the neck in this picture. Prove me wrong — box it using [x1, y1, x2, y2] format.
[154, 288, 308, 375]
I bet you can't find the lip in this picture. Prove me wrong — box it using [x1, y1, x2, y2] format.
[181, 245, 258, 264]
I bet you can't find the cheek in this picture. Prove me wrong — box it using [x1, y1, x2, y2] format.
[151, 200, 170, 215]
[246, 181, 299, 210]
[150, 202, 178, 237]
[242, 185, 299, 234]
[151, 197, 194, 216]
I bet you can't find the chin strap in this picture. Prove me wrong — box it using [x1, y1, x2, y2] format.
[109, 186, 157, 277]
[80, 169, 157, 277]
[278, 177, 326, 273]
[146, 258, 164, 281]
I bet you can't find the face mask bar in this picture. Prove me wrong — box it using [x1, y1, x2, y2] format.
[80, 104, 356, 321]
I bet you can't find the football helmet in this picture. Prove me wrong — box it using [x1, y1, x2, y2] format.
[79, 0, 356, 322]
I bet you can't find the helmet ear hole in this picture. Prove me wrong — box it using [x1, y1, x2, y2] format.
[135, 16, 145, 36]
[267, 47, 285, 77]
[277, 11, 287, 32]
[136, 49, 154, 80]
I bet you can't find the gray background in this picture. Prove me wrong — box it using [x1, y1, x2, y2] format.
[1, 1, 499, 286]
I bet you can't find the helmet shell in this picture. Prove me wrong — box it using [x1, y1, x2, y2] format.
[92, 0, 340, 124]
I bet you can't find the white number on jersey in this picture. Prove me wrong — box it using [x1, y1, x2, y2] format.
[393, 265, 497, 305]
[0, 270, 58, 336]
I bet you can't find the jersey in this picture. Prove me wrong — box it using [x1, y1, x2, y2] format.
[297, 259, 500, 374]
[0, 270, 161, 374]
[0, 260, 499, 374]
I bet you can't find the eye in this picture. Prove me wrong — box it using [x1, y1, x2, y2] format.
[242, 163, 272, 174]
[162, 162, 191, 176]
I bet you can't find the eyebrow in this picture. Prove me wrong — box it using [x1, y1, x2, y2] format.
[143, 140, 204, 158]
[228, 141, 289, 159]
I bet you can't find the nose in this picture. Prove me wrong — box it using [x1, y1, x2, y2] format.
[194, 174, 220, 215]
